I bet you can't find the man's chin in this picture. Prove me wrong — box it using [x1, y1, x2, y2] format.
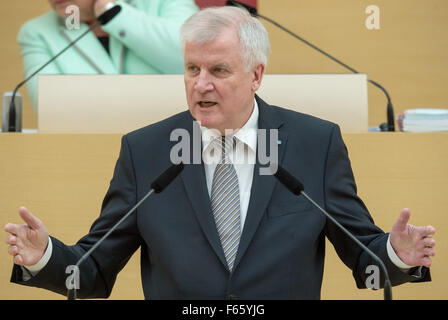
[195, 118, 223, 133]
[197, 119, 216, 130]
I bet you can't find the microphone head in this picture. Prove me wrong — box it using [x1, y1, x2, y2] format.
[97, 5, 122, 25]
[273, 165, 304, 195]
[226, 1, 258, 16]
[150, 162, 184, 193]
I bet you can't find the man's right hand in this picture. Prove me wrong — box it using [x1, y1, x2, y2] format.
[4, 207, 49, 266]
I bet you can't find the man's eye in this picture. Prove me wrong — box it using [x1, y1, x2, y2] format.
[187, 65, 198, 73]
[214, 67, 228, 74]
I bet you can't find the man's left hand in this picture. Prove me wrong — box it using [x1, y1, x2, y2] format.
[390, 208, 436, 268]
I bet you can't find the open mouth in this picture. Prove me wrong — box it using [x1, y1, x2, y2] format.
[199, 101, 217, 108]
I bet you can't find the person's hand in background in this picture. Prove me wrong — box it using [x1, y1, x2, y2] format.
[94, 0, 116, 17]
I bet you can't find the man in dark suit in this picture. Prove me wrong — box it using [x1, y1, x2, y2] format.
[5, 6, 436, 299]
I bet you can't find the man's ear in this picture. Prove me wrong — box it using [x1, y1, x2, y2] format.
[251, 63, 265, 92]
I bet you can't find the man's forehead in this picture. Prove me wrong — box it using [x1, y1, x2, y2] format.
[184, 39, 242, 66]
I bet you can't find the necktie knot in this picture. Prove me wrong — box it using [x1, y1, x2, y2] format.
[213, 136, 235, 163]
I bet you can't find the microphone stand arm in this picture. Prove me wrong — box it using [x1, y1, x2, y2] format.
[7, 21, 102, 132]
[300, 191, 393, 300]
[256, 13, 395, 131]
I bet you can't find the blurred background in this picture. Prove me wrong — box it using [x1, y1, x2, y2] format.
[1, 0, 447, 130]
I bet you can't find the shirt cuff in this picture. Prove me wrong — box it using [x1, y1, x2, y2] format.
[386, 234, 413, 270]
[23, 236, 53, 276]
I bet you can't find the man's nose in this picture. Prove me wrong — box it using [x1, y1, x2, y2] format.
[194, 71, 214, 93]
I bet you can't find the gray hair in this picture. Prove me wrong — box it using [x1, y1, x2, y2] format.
[180, 6, 271, 70]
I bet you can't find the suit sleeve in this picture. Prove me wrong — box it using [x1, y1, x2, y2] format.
[10, 135, 142, 299]
[102, 0, 198, 73]
[322, 124, 430, 289]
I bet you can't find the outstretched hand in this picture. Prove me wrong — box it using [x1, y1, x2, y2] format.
[389, 208, 436, 268]
[4, 207, 49, 266]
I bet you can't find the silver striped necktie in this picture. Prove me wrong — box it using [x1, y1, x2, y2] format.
[211, 136, 241, 272]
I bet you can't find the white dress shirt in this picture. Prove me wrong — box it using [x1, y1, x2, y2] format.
[200, 99, 258, 232]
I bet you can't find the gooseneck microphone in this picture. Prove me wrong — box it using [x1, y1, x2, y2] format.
[273, 165, 392, 300]
[5, 5, 122, 132]
[226, 0, 395, 132]
[67, 162, 184, 300]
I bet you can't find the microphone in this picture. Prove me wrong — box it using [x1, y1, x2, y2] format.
[67, 162, 184, 300]
[226, 0, 395, 132]
[3, 5, 122, 132]
[273, 165, 393, 300]
[97, 5, 121, 25]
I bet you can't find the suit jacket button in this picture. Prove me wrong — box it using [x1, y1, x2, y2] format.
[119, 30, 126, 38]
[227, 294, 239, 300]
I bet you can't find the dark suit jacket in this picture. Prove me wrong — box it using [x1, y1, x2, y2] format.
[11, 95, 430, 299]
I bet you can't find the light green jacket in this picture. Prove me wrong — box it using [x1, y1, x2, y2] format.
[17, 0, 198, 111]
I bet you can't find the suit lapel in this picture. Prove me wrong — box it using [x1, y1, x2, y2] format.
[58, 21, 118, 74]
[109, 37, 125, 73]
[233, 96, 288, 270]
[108, 0, 136, 72]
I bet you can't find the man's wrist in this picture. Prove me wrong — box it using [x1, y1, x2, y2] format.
[386, 234, 413, 270]
[24, 236, 53, 274]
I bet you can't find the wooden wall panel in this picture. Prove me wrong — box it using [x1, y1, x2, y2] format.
[259, 0, 448, 127]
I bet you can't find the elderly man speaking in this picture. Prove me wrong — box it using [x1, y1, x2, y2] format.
[5, 6, 435, 299]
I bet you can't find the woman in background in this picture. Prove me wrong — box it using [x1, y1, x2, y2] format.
[18, 0, 198, 112]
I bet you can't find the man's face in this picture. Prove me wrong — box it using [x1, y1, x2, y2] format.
[49, 0, 96, 22]
[184, 28, 264, 134]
